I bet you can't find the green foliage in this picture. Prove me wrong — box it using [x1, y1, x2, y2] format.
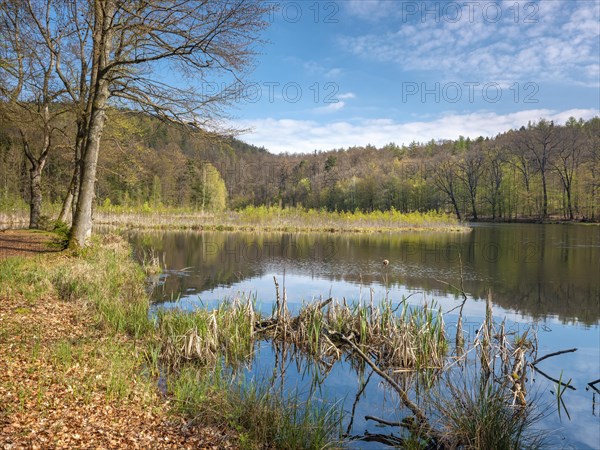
[436, 377, 546, 450]
[50, 220, 71, 248]
[170, 366, 343, 450]
[1, 112, 597, 221]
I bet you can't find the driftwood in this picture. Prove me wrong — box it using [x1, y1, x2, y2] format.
[349, 431, 405, 446]
[532, 348, 577, 365]
[365, 415, 402, 427]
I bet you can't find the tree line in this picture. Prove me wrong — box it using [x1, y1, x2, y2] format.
[1, 109, 598, 222]
[223, 117, 599, 221]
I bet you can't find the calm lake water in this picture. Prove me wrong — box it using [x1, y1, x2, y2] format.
[127, 223, 600, 449]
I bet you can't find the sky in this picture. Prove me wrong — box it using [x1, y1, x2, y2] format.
[224, 0, 600, 154]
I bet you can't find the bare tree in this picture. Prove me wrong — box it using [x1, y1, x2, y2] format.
[430, 148, 462, 220]
[583, 118, 600, 220]
[0, 0, 70, 228]
[4, 0, 269, 245]
[482, 143, 506, 220]
[519, 120, 560, 219]
[552, 117, 585, 220]
[506, 129, 536, 217]
[456, 142, 485, 220]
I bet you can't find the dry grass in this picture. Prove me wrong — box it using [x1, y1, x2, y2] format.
[94, 206, 468, 233]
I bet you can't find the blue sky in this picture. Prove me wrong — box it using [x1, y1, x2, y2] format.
[229, 0, 599, 154]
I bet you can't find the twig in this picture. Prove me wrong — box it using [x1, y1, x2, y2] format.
[365, 415, 402, 427]
[529, 364, 576, 390]
[532, 348, 577, 365]
[587, 379, 600, 394]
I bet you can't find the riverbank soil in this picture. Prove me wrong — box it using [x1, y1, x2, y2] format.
[0, 232, 236, 449]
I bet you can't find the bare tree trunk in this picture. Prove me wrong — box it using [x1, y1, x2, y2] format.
[566, 188, 574, 220]
[69, 0, 114, 248]
[58, 135, 83, 224]
[21, 134, 49, 229]
[29, 162, 44, 229]
[470, 196, 478, 221]
[541, 173, 548, 219]
[70, 86, 109, 246]
[451, 197, 462, 221]
[57, 173, 74, 223]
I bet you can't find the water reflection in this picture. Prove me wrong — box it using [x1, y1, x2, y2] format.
[124, 224, 600, 449]
[128, 224, 600, 324]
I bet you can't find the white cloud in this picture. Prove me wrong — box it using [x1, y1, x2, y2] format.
[312, 92, 355, 114]
[313, 101, 346, 114]
[238, 108, 599, 154]
[338, 92, 356, 100]
[293, 59, 342, 80]
[338, 0, 600, 87]
[325, 68, 342, 78]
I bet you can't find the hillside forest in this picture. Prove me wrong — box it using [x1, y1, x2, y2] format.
[0, 111, 598, 222]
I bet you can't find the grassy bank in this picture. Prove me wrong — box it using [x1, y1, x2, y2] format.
[0, 233, 343, 449]
[94, 205, 467, 233]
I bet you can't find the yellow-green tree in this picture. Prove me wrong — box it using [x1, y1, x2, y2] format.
[200, 163, 227, 212]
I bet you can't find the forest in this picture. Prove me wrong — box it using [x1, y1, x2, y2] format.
[1, 110, 598, 223]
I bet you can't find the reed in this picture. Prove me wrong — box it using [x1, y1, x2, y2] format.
[256, 296, 447, 372]
[94, 205, 467, 233]
[170, 365, 343, 450]
[157, 297, 256, 369]
[435, 374, 546, 450]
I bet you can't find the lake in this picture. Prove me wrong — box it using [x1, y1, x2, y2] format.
[127, 223, 600, 449]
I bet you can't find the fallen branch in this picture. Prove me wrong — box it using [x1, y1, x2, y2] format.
[587, 378, 600, 394]
[532, 348, 577, 365]
[365, 415, 402, 427]
[349, 431, 405, 446]
[530, 364, 576, 391]
[328, 329, 435, 438]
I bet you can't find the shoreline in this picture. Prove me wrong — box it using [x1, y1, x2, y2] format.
[0, 230, 566, 449]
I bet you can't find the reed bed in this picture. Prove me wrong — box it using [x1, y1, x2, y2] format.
[156, 293, 448, 376]
[157, 298, 256, 369]
[255, 297, 447, 372]
[428, 295, 546, 449]
[94, 205, 467, 233]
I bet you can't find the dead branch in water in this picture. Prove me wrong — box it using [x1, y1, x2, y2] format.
[532, 348, 577, 365]
[531, 365, 577, 391]
[587, 379, 600, 394]
[329, 329, 436, 441]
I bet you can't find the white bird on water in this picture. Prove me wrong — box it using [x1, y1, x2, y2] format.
[382, 259, 389, 266]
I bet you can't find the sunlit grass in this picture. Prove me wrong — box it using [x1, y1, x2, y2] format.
[94, 205, 467, 232]
[171, 365, 343, 450]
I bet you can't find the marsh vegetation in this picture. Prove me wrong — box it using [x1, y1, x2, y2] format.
[1, 232, 595, 448]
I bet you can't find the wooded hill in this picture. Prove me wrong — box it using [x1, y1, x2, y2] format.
[1, 111, 598, 221]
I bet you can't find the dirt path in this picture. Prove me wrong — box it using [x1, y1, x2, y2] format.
[0, 230, 61, 259]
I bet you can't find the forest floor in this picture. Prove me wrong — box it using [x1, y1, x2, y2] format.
[0, 230, 237, 449]
[0, 230, 62, 259]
